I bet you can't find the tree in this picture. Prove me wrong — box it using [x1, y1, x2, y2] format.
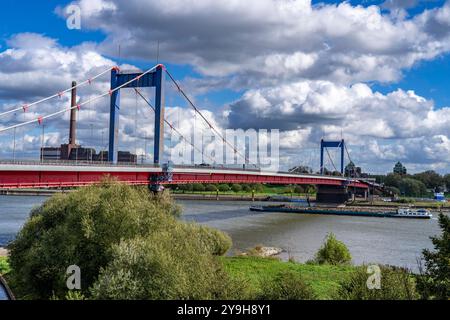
[231, 184, 242, 193]
[314, 233, 352, 265]
[417, 213, 450, 300]
[294, 185, 304, 194]
[193, 183, 206, 192]
[413, 171, 443, 191]
[444, 174, 450, 191]
[218, 184, 231, 192]
[7, 181, 236, 300]
[384, 173, 402, 189]
[205, 184, 218, 192]
[399, 178, 427, 197]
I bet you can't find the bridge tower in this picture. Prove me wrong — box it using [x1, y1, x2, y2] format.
[320, 139, 345, 175]
[109, 65, 165, 164]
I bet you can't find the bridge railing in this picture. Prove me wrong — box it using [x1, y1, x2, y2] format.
[0, 160, 368, 184]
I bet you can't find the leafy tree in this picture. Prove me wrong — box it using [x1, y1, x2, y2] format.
[90, 226, 240, 300]
[294, 186, 304, 194]
[193, 183, 206, 192]
[417, 213, 450, 300]
[338, 265, 419, 300]
[231, 184, 242, 193]
[205, 184, 218, 192]
[413, 171, 443, 191]
[384, 173, 403, 189]
[399, 178, 427, 197]
[384, 186, 400, 196]
[7, 180, 236, 300]
[444, 174, 450, 191]
[218, 184, 231, 192]
[314, 233, 352, 265]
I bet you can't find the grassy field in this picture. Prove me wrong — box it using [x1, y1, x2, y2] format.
[0, 255, 355, 299]
[222, 256, 356, 299]
[170, 185, 314, 197]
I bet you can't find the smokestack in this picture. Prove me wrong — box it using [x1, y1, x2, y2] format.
[69, 81, 77, 146]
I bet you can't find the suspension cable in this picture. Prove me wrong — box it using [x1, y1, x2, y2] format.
[134, 88, 215, 164]
[164, 68, 257, 167]
[325, 147, 340, 175]
[0, 65, 159, 133]
[0, 67, 115, 118]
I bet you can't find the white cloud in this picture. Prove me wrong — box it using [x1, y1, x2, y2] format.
[67, 0, 450, 86]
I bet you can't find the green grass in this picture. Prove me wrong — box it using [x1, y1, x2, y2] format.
[221, 256, 356, 299]
[0, 256, 10, 275]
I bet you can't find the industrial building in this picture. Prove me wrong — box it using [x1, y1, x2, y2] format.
[40, 81, 137, 163]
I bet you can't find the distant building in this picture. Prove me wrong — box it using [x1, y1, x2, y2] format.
[345, 161, 361, 178]
[393, 161, 407, 175]
[39, 80, 137, 164]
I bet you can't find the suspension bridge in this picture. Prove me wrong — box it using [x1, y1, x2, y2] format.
[0, 64, 370, 202]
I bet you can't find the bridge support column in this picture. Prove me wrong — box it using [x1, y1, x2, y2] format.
[316, 185, 350, 204]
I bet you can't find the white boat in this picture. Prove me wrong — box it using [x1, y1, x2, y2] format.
[396, 208, 432, 219]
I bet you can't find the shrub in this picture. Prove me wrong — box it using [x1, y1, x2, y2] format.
[284, 187, 293, 194]
[231, 184, 242, 193]
[218, 184, 231, 192]
[90, 229, 244, 300]
[195, 225, 232, 256]
[205, 184, 218, 192]
[417, 213, 450, 300]
[314, 233, 352, 265]
[258, 270, 315, 300]
[0, 257, 10, 275]
[242, 184, 252, 192]
[338, 265, 419, 300]
[251, 184, 264, 193]
[8, 182, 181, 299]
[7, 180, 237, 300]
[193, 184, 206, 192]
[294, 186, 304, 194]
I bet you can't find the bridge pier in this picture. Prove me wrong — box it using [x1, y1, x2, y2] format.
[316, 185, 350, 204]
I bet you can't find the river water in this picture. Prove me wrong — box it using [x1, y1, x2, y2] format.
[0, 195, 443, 271]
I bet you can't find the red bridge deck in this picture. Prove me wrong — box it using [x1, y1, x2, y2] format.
[0, 163, 369, 189]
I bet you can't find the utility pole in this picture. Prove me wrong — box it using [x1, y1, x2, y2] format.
[12, 127, 16, 162]
[40, 124, 45, 163]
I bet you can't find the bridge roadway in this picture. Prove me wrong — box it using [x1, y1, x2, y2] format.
[0, 161, 369, 189]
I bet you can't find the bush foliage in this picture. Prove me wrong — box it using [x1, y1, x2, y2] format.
[338, 265, 419, 300]
[7, 180, 236, 300]
[258, 270, 315, 300]
[417, 213, 450, 300]
[314, 233, 352, 265]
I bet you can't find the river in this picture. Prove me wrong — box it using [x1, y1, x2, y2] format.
[0, 195, 443, 271]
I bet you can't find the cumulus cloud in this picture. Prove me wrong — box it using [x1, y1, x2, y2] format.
[64, 0, 450, 86]
[226, 79, 450, 172]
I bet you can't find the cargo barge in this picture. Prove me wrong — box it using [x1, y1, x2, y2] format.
[249, 205, 432, 219]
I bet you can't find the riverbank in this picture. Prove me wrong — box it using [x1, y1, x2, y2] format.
[0, 254, 358, 299]
[222, 256, 356, 299]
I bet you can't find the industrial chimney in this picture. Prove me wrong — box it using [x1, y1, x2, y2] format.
[69, 80, 77, 146]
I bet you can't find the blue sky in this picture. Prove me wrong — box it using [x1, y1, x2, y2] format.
[0, 0, 447, 107]
[1, 0, 450, 173]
